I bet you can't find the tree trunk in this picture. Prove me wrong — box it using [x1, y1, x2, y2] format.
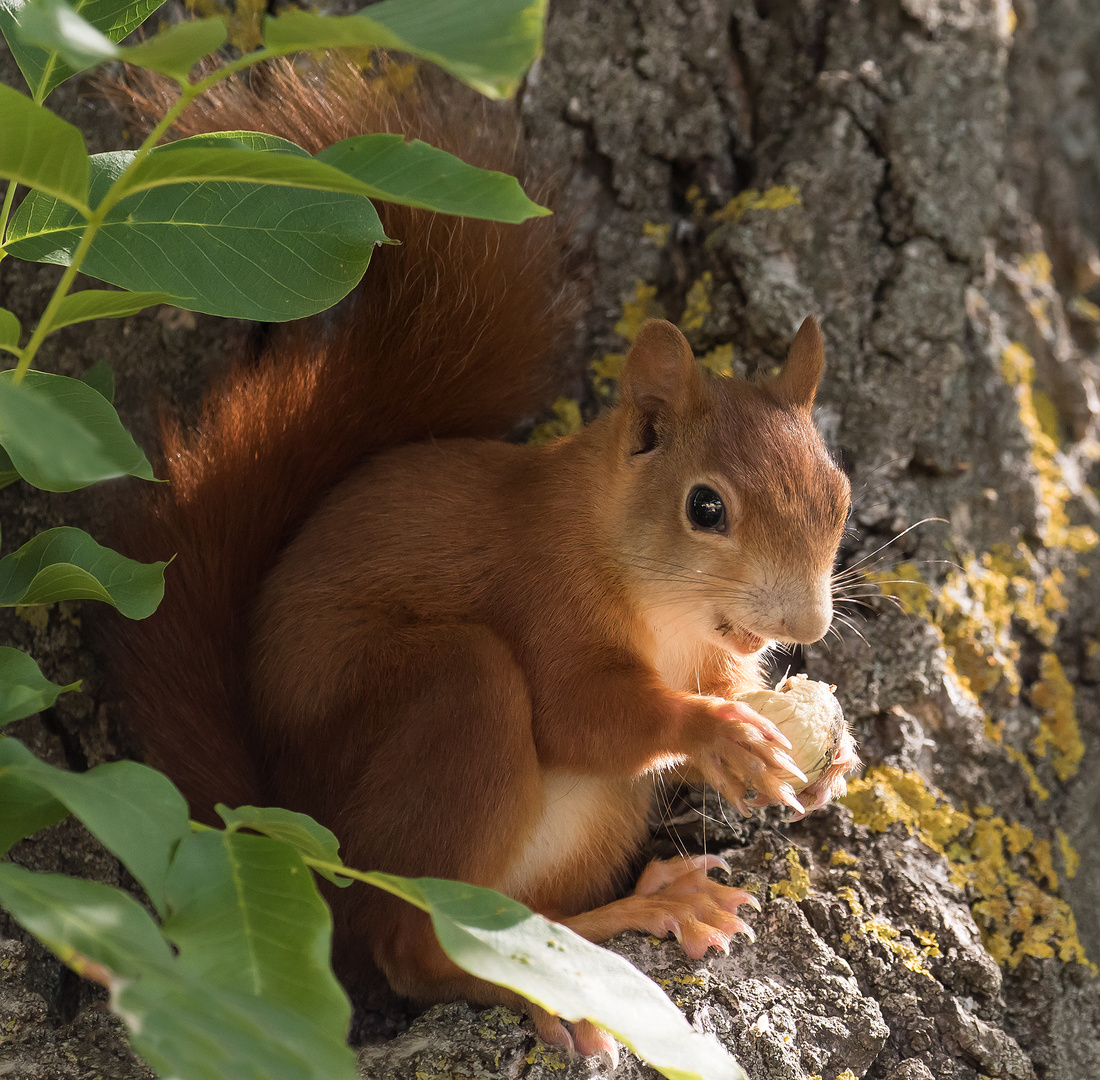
[2, 1, 1098, 1078]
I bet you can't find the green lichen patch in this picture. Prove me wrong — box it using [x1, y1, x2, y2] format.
[1001, 341, 1098, 552]
[1056, 829, 1080, 878]
[840, 766, 970, 857]
[1029, 651, 1085, 781]
[871, 548, 1082, 793]
[830, 849, 859, 868]
[711, 186, 802, 224]
[871, 547, 1067, 698]
[770, 846, 811, 902]
[678, 272, 712, 333]
[699, 343, 734, 377]
[842, 767, 1096, 975]
[642, 221, 671, 248]
[528, 398, 583, 445]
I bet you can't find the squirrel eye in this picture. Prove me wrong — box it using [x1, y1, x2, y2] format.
[687, 486, 726, 531]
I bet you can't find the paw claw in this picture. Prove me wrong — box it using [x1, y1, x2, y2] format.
[724, 888, 761, 913]
[778, 784, 806, 815]
[773, 750, 808, 784]
[573, 1020, 618, 1065]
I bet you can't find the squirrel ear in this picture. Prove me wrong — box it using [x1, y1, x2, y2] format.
[769, 316, 825, 409]
[620, 319, 700, 422]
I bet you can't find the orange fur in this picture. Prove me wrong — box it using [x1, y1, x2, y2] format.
[110, 60, 854, 1043]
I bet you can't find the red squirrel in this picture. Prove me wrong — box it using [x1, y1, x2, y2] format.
[112, 59, 856, 1057]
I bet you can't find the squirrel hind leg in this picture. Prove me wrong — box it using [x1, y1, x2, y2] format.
[359, 892, 617, 1063]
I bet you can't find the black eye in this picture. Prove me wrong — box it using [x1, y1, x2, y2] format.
[687, 486, 726, 531]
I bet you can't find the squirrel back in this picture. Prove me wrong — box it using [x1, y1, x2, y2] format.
[110, 59, 575, 816]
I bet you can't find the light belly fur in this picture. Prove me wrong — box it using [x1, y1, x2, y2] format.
[500, 770, 648, 903]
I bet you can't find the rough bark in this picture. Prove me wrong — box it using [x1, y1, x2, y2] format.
[2, 0, 1099, 1078]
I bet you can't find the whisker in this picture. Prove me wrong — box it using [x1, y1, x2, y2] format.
[838, 517, 947, 573]
[833, 613, 871, 648]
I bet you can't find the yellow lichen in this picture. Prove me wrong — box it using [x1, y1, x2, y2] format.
[187, 0, 264, 50]
[873, 552, 1083, 798]
[830, 850, 860, 868]
[1057, 830, 1080, 878]
[867, 562, 930, 619]
[916, 929, 942, 957]
[699, 343, 734, 377]
[836, 887, 863, 916]
[614, 281, 661, 343]
[1019, 252, 1053, 288]
[528, 398, 583, 445]
[1033, 390, 1061, 443]
[679, 272, 712, 333]
[1030, 652, 1085, 781]
[712, 185, 802, 224]
[843, 768, 1095, 974]
[1001, 342, 1099, 552]
[642, 221, 671, 248]
[862, 919, 933, 976]
[1029, 839, 1058, 890]
[1003, 744, 1051, 801]
[674, 974, 706, 987]
[1070, 295, 1100, 322]
[590, 281, 664, 397]
[684, 184, 707, 215]
[15, 605, 50, 631]
[841, 766, 970, 856]
[875, 547, 1067, 693]
[524, 1046, 569, 1070]
[770, 846, 811, 901]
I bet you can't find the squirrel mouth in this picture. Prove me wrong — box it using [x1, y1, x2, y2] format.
[717, 621, 766, 655]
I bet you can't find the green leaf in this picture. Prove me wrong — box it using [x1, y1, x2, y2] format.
[119, 15, 225, 80]
[163, 831, 352, 1043]
[0, 760, 68, 854]
[51, 290, 173, 331]
[117, 971, 359, 1080]
[317, 134, 549, 222]
[216, 804, 351, 888]
[0, 738, 190, 914]
[0, 0, 166, 101]
[6, 149, 387, 321]
[367, 874, 746, 1080]
[0, 308, 20, 354]
[265, 0, 546, 100]
[0, 646, 80, 726]
[0, 863, 174, 977]
[80, 359, 114, 402]
[0, 446, 18, 490]
[13, 0, 117, 73]
[0, 83, 89, 210]
[0, 526, 168, 619]
[124, 144, 387, 200]
[0, 370, 154, 491]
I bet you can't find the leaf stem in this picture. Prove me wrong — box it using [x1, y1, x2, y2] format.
[0, 180, 17, 263]
[300, 856, 434, 912]
[14, 44, 293, 381]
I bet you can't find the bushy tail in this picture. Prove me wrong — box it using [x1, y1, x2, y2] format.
[110, 59, 574, 816]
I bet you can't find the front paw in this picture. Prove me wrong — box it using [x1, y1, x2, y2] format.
[781, 725, 861, 818]
[686, 697, 809, 815]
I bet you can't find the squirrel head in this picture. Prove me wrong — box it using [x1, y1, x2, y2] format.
[611, 317, 851, 657]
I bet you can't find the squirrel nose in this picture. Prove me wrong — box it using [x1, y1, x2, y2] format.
[774, 584, 832, 644]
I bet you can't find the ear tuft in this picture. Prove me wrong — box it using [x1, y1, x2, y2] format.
[770, 316, 825, 409]
[620, 320, 700, 420]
